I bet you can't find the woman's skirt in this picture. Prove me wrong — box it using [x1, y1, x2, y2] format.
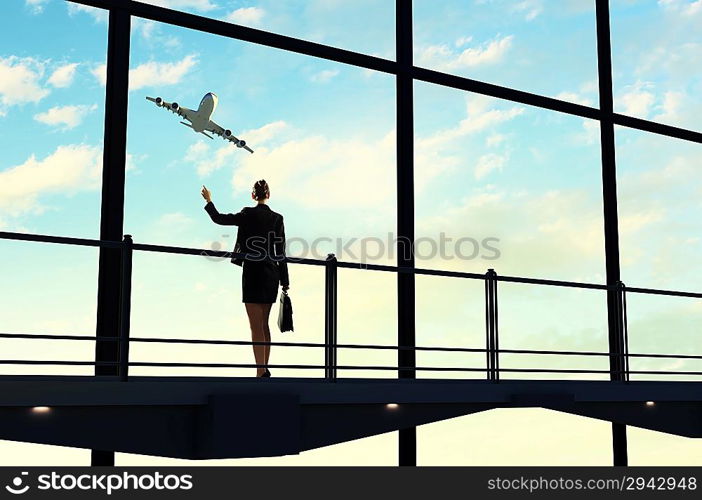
[241, 260, 280, 303]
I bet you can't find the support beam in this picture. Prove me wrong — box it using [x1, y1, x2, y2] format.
[93, 7, 131, 466]
[396, 0, 416, 467]
[595, 0, 628, 466]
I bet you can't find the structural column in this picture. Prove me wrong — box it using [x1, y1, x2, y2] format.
[92, 7, 131, 466]
[396, 0, 416, 467]
[595, 0, 628, 466]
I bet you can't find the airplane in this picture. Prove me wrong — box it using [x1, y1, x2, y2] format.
[146, 92, 254, 153]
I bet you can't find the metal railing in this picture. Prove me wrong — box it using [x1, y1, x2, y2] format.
[2, 229, 702, 382]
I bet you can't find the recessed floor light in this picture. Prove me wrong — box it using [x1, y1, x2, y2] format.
[386, 403, 399, 410]
[31, 406, 51, 413]
[645, 401, 655, 407]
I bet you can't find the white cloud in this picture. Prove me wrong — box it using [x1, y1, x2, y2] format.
[415, 186, 606, 279]
[142, 0, 218, 11]
[0, 144, 102, 216]
[555, 91, 594, 107]
[455, 36, 473, 47]
[224, 7, 266, 25]
[512, 0, 543, 21]
[130, 55, 198, 91]
[486, 134, 506, 147]
[133, 19, 181, 48]
[474, 153, 507, 179]
[91, 55, 198, 91]
[91, 64, 106, 86]
[0, 56, 49, 113]
[310, 69, 340, 84]
[658, 0, 702, 16]
[418, 35, 514, 70]
[187, 120, 289, 177]
[25, 0, 50, 14]
[67, 4, 109, 23]
[414, 95, 523, 191]
[187, 96, 522, 212]
[48, 63, 79, 88]
[67, 0, 217, 22]
[419, 95, 525, 150]
[34, 104, 97, 130]
[186, 120, 396, 210]
[230, 130, 397, 210]
[615, 81, 656, 118]
[157, 212, 193, 227]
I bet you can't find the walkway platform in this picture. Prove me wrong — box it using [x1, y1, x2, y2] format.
[0, 376, 700, 459]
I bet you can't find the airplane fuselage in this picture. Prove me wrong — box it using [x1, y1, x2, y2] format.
[190, 92, 218, 133]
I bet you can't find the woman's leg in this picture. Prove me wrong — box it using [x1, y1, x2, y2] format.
[261, 303, 273, 367]
[245, 303, 266, 376]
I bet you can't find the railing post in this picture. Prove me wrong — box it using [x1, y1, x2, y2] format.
[119, 234, 133, 382]
[485, 268, 499, 381]
[324, 253, 338, 380]
[616, 281, 629, 382]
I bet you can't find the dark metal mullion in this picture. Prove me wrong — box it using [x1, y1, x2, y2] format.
[92, 7, 131, 467]
[67, 1, 702, 147]
[595, 0, 628, 467]
[614, 113, 702, 144]
[70, 0, 395, 74]
[396, 0, 416, 467]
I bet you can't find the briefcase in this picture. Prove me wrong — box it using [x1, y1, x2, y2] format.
[277, 290, 294, 333]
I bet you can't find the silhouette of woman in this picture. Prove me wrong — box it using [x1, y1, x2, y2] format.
[201, 180, 289, 377]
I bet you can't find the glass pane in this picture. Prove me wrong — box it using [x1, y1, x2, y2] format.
[337, 268, 397, 379]
[123, 20, 396, 378]
[128, 252, 325, 378]
[625, 293, 702, 382]
[611, 0, 702, 131]
[0, 441, 86, 466]
[416, 275, 485, 380]
[413, 0, 599, 104]
[124, 19, 396, 255]
[498, 284, 609, 380]
[118, 432, 397, 465]
[617, 123, 702, 382]
[69, 0, 395, 58]
[628, 427, 702, 465]
[0, 1, 107, 238]
[418, 409, 611, 465]
[0, 241, 98, 376]
[617, 129, 702, 292]
[414, 82, 605, 283]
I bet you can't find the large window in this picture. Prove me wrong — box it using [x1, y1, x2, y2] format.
[611, 0, 702, 132]
[2, 0, 701, 467]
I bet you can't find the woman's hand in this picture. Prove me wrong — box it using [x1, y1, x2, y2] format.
[201, 185, 212, 203]
[282, 285, 290, 292]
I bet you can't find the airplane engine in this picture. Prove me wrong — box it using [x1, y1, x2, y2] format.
[155, 97, 162, 105]
[171, 102, 179, 111]
[224, 129, 232, 137]
[237, 140, 246, 148]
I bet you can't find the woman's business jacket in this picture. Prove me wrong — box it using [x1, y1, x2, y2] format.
[205, 201, 289, 303]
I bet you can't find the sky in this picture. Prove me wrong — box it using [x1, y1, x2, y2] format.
[0, 0, 701, 465]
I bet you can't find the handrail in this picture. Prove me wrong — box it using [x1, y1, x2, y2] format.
[3, 230, 701, 298]
[2, 229, 701, 382]
[2, 331, 701, 360]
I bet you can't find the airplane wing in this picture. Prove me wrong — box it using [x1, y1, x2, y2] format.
[206, 119, 254, 154]
[146, 96, 195, 123]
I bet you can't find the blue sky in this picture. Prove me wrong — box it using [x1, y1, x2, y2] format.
[0, 0, 701, 465]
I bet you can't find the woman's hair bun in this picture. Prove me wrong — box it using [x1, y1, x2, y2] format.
[252, 179, 270, 200]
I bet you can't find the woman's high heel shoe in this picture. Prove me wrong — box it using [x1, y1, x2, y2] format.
[262, 368, 271, 378]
